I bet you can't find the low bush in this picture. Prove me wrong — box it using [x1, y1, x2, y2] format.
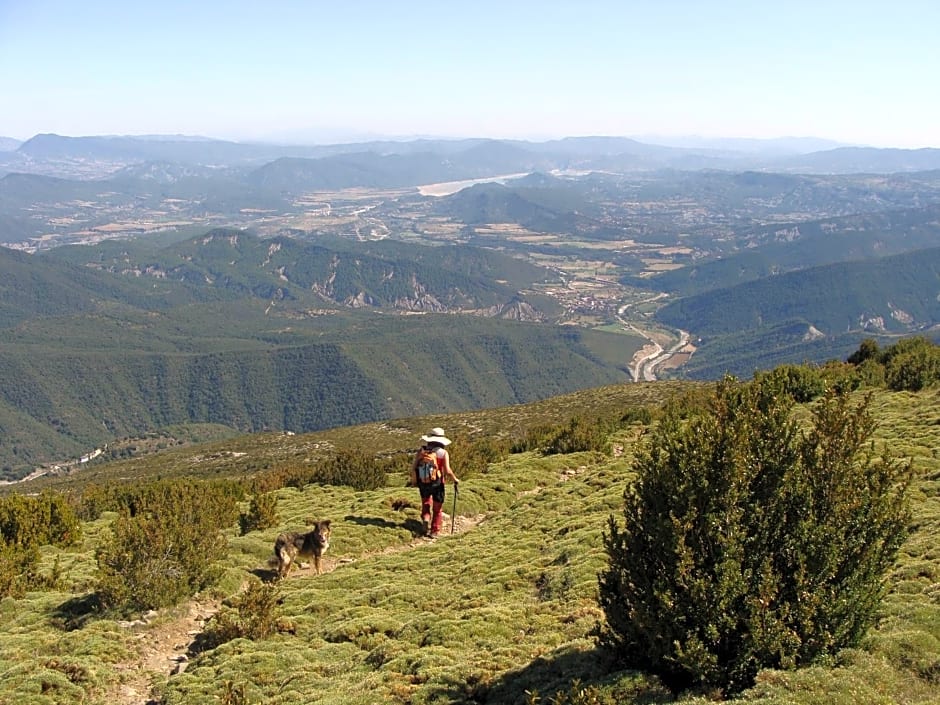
[753, 363, 826, 402]
[312, 447, 388, 490]
[73, 477, 245, 521]
[618, 405, 654, 426]
[0, 541, 41, 598]
[846, 336, 940, 391]
[0, 491, 81, 548]
[96, 479, 238, 612]
[542, 416, 613, 456]
[249, 449, 395, 494]
[511, 423, 565, 454]
[447, 436, 511, 478]
[239, 492, 279, 535]
[0, 491, 78, 597]
[883, 337, 940, 391]
[193, 581, 290, 652]
[511, 416, 617, 456]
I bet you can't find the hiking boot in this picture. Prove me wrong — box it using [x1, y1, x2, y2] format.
[422, 517, 431, 535]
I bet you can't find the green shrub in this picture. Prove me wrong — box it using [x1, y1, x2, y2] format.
[855, 357, 886, 388]
[598, 377, 913, 695]
[845, 336, 940, 391]
[312, 447, 388, 490]
[239, 492, 279, 535]
[0, 540, 41, 598]
[619, 406, 654, 426]
[511, 423, 565, 454]
[194, 581, 290, 652]
[249, 462, 315, 492]
[543, 416, 612, 456]
[510, 416, 616, 456]
[448, 436, 511, 477]
[847, 337, 881, 365]
[96, 479, 238, 612]
[251, 448, 391, 493]
[524, 679, 629, 705]
[535, 567, 575, 602]
[882, 336, 940, 391]
[73, 477, 245, 521]
[374, 452, 412, 480]
[817, 360, 863, 393]
[753, 363, 826, 402]
[0, 491, 79, 597]
[0, 491, 81, 548]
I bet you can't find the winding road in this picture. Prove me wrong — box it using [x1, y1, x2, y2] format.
[616, 298, 691, 381]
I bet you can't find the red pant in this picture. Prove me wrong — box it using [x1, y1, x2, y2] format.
[419, 482, 445, 534]
[421, 496, 444, 534]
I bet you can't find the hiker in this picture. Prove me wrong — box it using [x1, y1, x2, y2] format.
[410, 427, 459, 537]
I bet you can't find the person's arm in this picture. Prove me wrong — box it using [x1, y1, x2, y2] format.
[409, 451, 419, 486]
[441, 449, 459, 484]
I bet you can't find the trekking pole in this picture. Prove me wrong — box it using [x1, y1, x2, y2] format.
[451, 482, 458, 534]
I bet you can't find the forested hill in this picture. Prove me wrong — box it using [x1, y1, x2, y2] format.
[634, 204, 940, 298]
[0, 233, 641, 478]
[0, 245, 174, 327]
[34, 229, 557, 316]
[0, 313, 638, 479]
[655, 244, 940, 336]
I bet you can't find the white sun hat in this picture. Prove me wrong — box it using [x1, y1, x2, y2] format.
[420, 427, 451, 446]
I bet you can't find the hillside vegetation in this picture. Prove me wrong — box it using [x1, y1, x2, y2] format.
[656, 245, 940, 337]
[654, 245, 940, 380]
[635, 204, 940, 298]
[0, 230, 642, 477]
[8, 137, 940, 480]
[0, 350, 937, 705]
[0, 313, 639, 478]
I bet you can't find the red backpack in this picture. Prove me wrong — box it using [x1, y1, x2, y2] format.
[416, 447, 442, 483]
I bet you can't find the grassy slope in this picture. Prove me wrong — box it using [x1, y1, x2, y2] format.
[0, 383, 937, 705]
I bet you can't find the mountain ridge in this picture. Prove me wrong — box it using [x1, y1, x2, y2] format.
[9, 132, 940, 175]
[0, 232, 640, 476]
[655, 244, 940, 337]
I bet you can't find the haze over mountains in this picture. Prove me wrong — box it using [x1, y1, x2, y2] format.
[2, 130, 940, 478]
[4, 132, 940, 179]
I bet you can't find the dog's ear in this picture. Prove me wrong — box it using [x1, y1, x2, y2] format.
[321, 519, 331, 529]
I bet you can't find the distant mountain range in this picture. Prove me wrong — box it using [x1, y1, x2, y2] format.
[776, 147, 940, 174]
[634, 135, 849, 154]
[5, 130, 940, 473]
[245, 142, 551, 192]
[3, 133, 940, 180]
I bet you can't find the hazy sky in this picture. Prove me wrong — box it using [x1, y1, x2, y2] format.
[1, 0, 938, 147]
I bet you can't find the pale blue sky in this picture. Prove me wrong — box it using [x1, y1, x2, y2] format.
[1, 0, 938, 147]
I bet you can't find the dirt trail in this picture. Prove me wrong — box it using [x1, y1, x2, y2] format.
[109, 511, 487, 705]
